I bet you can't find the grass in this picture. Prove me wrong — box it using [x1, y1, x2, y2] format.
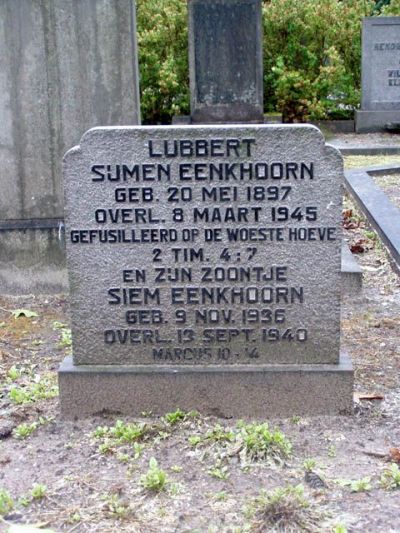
[170, 465, 183, 473]
[53, 321, 72, 351]
[163, 408, 199, 426]
[246, 485, 322, 532]
[102, 494, 131, 519]
[93, 419, 178, 459]
[57, 328, 72, 349]
[140, 457, 168, 492]
[14, 422, 38, 439]
[188, 435, 201, 447]
[132, 442, 145, 459]
[30, 483, 47, 500]
[98, 440, 114, 455]
[334, 525, 348, 533]
[0, 488, 13, 516]
[93, 414, 201, 458]
[380, 463, 400, 490]
[372, 173, 400, 209]
[208, 465, 230, 480]
[327, 444, 337, 458]
[163, 408, 187, 425]
[343, 155, 400, 169]
[110, 420, 148, 443]
[205, 424, 235, 444]
[350, 477, 372, 493]
[303, 458, 317, 472]
[373, 173, 400, 187]
[336, 476, 373, 493]
[211, 491, 228, 502]
[237, 421, 292, 464]
[93, 420, 149, 447]
[6, 366, 22, 382]
[8, 374, 58, 404]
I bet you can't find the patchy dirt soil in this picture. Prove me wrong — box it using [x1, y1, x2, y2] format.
[370, 173, 400, 210]
[343, 155, 400, 170]
[0, 189, 400, 532]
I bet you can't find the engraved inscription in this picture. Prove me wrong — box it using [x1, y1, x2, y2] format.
[64, 126, 342, 365]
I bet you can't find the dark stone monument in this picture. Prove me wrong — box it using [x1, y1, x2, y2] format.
[356, 17, 400, 132]
[59, 124, 353, 418]
[188, 0, 264, 124]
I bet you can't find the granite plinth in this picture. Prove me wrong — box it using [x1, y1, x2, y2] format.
[355, 110, 400, 133]
[59, 352, 353, 419]
[341, 243, 362, 296]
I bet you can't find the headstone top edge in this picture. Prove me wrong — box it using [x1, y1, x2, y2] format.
[325, 143, 344, 162]
[189, 0, 260, 4]
[363, 16, 400, 25]
[67, 123, 327, 157]
[63, 145, 81, 164]
[78, 122, 324, 137]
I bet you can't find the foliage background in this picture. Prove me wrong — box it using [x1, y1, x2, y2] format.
[136, 0, 400, 123]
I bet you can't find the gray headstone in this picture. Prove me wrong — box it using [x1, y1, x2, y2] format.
[63, 124, 342, 366]
[356, 17, 400, 132]
[59, 124, 353, 417]
[188, 0, 264, 124]
[0, 0, 140, 293]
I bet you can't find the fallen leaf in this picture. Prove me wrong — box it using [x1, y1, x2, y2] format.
[343, 221, 359, 230]
[11, 309, 38, 319]
[342, 208, 353, 220]
[350, 238, 373, 254]
[389, 448, 400, 464]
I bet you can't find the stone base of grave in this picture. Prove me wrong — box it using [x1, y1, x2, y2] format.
[58, 352, 353, 419]
[341, 243, 362, 295]
[355, 110, 400, 133]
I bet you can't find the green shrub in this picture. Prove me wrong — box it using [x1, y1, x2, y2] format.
[263, 0, 374, 121]
[137, 0, 189, 124]
[378, 0, 400, 15]
[136, 0, 389, 123]
[382, 0, 400, 15]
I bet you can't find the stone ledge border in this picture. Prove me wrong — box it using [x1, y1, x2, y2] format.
[335, 146, 400, 156]
[344, 164, 400, 270]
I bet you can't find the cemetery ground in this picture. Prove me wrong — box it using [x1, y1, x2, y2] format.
[0, 157, 399, 532]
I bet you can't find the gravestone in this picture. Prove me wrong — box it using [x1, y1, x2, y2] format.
[188, 0, 264, 124]
[59, 124, 353, 418]
[356, 17, 400, 132]
[0, 0, 140, 294]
